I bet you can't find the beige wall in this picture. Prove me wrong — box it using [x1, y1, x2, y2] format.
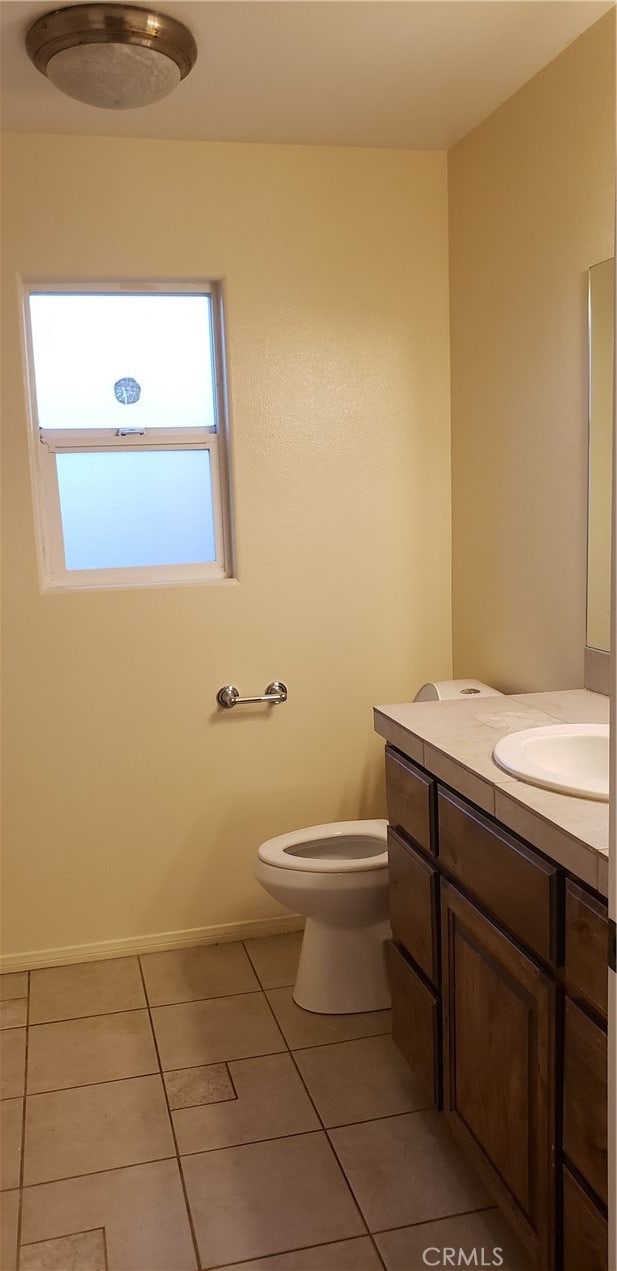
[587, 257, 615, 653]
[1, 135, 452, 963]
[448, 11, 616, 692]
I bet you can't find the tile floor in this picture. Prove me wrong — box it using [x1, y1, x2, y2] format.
[0, 933, 531, 1271]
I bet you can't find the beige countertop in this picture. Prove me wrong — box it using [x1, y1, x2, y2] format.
[374, 689, 609, 897]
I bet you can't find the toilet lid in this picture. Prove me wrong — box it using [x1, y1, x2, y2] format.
[257, 819, 388, 873]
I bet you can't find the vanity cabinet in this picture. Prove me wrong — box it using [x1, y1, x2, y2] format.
[384, 743, 609, 1271]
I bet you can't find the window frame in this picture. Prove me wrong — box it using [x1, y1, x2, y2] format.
[21, 279, 235, 590]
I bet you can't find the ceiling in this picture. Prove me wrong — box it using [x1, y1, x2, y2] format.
[0, 0, 613, 149]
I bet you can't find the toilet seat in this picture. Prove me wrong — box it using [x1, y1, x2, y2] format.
[257, 819, 388, 873]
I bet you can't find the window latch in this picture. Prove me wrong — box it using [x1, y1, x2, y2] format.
[116, 428, 146, 437]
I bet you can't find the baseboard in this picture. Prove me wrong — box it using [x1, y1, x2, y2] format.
[584, 646, 610, 696]
[0, 914, 305, 973]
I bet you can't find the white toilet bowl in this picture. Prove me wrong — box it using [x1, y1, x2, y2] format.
[255, 819, 390, 1014]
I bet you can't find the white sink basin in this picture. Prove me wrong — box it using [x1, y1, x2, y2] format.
[493, 724, 609, 801]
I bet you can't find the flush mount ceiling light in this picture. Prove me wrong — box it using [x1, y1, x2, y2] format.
[26, 4, 197, 110]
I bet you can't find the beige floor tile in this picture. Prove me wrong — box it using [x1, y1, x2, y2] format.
[141, 943, 259, 1006]
[294, 1035, 429, 1127]
[244, 933, 303, 989]
[164, 1063, 235, 1110]
[183, 1131, 365, 1268]
[0, 1029, 26, 1099]
[21, 1158, 196, 1270]
[0, 1098, 23, 1190]
[24, 1075, 174, 1185]
[375, 1208, 532, 1271]
[218, 1236, 383, 1270]
[28, 1011, 158, 1094]
[266, 988, 390, 1050]
[0, 1000, 27, 1030]
[0, 1190, 19, 1271]
[330, 1112, 490, 1231]
[20, 1228, 107, 1271]
[174, 1053, 319, 1154]
[0, 974, 28, 1001]
[29, 959, 145, 1025]
[151, 992, 285, 1070]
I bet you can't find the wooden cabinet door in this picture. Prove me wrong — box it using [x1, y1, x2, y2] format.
[564, 880, 608, 1021]
[563, 999, 608, 1204]
[441, 881, 557, 1271]
[562, 1167, 608, 1271]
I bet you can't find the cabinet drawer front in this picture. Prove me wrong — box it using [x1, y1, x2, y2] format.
[565, 881, 608, 1021]
[388, 827, 439, 984]
[564, 999, 608, 1205]
[385, 747, 435, 855]
[563, 1167, 608, 1271]
[438, 788, 559, 965]
[386, 939, 440, 1108]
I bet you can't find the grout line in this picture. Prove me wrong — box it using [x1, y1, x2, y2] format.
[312, 1105, 433, 1132]
[15, 970, 30, 1271]
[370, 1203, 499, 1236]
[19, 1226, 107, 1251]
[26, 1070, 161, 1098]
[136, 955, 202, 1271]
[258, 986, 378, 1260]
[148, 987, 264, 1010]
[201, 1231, 381, 1271]
[27, 1005, 151, 1027]
[224, 1061, 239, 1103]
[240, 940, 268, 991]
[324, 1127, 387, 1270]
[20, 1156, 179, 1191]
[281, 1028, 392, 1053]
[158, 1049, 285, 1075]
[179, 1127, 329, 1158]
[27, 985, 268, 1029]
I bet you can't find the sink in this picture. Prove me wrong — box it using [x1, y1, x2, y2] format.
[493, 724, 609, 801]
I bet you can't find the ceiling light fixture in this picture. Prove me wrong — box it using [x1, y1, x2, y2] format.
[25, 3, 197, 110]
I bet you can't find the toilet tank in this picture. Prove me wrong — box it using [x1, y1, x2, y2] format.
[413, 678, 504, 702]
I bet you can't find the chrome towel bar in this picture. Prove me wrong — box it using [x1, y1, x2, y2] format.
[216, 681, 288, 709]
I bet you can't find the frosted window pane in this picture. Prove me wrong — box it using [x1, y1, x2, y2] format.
[29, 293, 215, 430]
[56, 450, 216, 570]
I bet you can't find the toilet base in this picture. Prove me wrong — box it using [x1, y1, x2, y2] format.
[293, 917, 391, 1014]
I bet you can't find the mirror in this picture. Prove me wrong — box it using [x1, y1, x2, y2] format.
[586, 257, 614, 653]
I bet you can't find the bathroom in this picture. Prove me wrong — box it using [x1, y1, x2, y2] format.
[0, 1, 615, 1269]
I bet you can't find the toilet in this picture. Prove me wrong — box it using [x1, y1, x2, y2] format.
[254, 819, 389, 1014]
[255, 680, 504, 1015]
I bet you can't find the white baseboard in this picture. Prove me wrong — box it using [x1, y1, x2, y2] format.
[0, 914, 305, 973]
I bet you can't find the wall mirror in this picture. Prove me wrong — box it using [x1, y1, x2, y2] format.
[586, 257, 614, 655]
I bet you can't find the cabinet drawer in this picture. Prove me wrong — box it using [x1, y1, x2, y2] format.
[388, 827, 439, 985]
[565, 881, 608, 1021]
[563, 1167, 608, 1271]
[563, 999, 607, 1205]
[386, 939, 441, 1107]
[438, 788, 559, 965]
[385, 747, 435, 855]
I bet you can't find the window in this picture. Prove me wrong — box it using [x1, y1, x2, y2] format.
[22, 282, 234, 588]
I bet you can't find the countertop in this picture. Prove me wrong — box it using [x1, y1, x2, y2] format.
[374, 689, 609, 897]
